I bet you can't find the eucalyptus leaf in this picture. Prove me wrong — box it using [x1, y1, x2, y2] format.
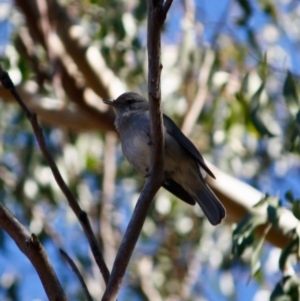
[250, 226, 270, 277]
[250, 82, 278, 137]
[267, 205, 280, 227]
[270, 278, 290, 301]
[236, 0, 252, 25]
[292, 202, 300, 221]
[279, 238, 297, 271]
[232, 212, 267, 257]
[283, 71, 299, 115]
[285, 190, 294, 204]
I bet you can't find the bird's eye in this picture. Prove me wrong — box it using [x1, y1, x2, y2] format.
[126, 99, 134, 104]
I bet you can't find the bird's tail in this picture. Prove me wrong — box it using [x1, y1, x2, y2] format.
[196, 185, 226, 225]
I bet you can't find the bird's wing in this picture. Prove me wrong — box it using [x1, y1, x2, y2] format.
[163, 114, 216, 179]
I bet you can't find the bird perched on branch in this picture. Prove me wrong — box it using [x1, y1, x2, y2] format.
[104, 92, 226, 225]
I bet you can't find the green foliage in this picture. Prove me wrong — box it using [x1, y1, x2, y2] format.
[250, 82, 277, 137]
[232, 196, 272, 278]
[270, 275, 300, 301]
[282, 72, 300, 152]
[233, 193, 300, 301]
[236, 0, 252, 25]
[232, 211, 266, 258]
[283, 72, 299, 115]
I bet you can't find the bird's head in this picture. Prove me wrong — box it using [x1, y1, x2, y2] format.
[103, 92, 149, 115]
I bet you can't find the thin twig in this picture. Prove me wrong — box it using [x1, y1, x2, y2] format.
[100, 1, 173, 300]
[178, 0, 214, 137]
[0, 65, 110, 284]
[0, 203, 68, 301]
[60, 249, 94, 301]
[181, 50, 215, 136]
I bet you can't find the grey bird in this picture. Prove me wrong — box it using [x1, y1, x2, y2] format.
[104, 92, 226, 225]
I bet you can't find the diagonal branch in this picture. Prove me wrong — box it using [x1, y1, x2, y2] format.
[0, 203, 68, 301]
[14, 0, 124, 130]
[60, 249, 94, 301]
[206, 164, 296, 248]
[0, 66, 110, 285]
[15, 0, 126, 100]
[100, 1, 173, 300]
[44, 0, 126, 99]
[0, 84, 113, 131]
[163, 0, 174, 14]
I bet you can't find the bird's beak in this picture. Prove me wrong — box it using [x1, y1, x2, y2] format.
[103, 99, 116, 106]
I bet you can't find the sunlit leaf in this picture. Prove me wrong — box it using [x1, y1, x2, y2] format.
[241, 72, 250, 93]
[232, 213, 266, 257]
[250, 82, 279, 137]
[250, 229, 267, 277]
[258, 52, 268, 79]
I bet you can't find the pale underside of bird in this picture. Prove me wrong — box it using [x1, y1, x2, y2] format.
[104, 92, 226, 225]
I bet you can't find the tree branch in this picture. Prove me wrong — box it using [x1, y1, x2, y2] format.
[0, 84, 114, 131]
[0, 66, 110, 285]
[0, 203, 67, 301]
[14, 0, 124, 128]
[163, 0, 174, 14]
[206, 164, 296, 248]
[60, 249, 94, 301]
[46, 0, 126, 99]
[15, 0, 126, 100]
[100, 132, 119, 269]
[100, 1, 173, 300]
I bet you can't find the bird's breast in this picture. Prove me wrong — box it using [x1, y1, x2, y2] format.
[120, 120, 151, 175]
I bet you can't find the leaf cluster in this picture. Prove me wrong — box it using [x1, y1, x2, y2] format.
[232, 193, 300, 301]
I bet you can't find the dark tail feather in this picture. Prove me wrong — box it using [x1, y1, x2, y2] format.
[196, 185, 226, 225]
[163, 179, 195, 205]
